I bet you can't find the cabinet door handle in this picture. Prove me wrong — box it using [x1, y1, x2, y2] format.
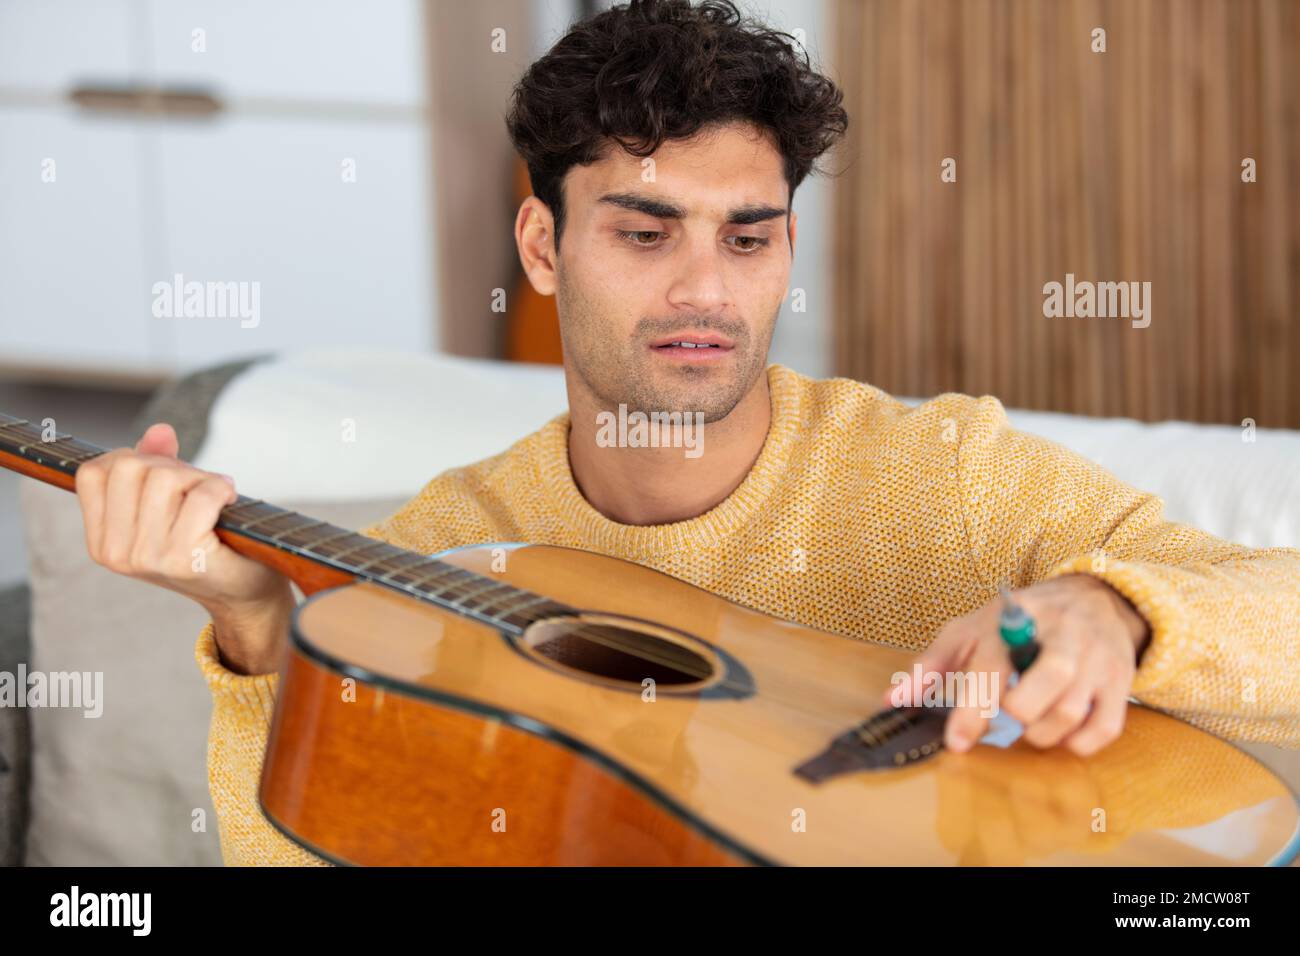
[68, 85, 224, 117]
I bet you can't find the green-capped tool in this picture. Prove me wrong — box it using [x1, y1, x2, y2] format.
[998, 586, 1040, 673]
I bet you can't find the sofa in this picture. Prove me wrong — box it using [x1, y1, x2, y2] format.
[3, 348, 1297, 865]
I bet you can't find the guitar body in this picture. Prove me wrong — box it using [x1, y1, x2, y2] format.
[261, 543, 1300, 866]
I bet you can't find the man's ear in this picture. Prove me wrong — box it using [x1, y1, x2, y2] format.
[516, 197, 558, 296]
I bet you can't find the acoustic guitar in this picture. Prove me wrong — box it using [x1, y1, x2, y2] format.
[3, 412, 1298, 866]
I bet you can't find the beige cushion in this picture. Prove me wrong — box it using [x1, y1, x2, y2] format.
[20, 480, 405, 866]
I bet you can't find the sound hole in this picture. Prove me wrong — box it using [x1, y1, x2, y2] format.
[520, 615, 717, 688]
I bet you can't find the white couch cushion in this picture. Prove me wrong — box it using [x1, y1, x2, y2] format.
[193, 349, 569, 501]
[995, 408, 1299, 549]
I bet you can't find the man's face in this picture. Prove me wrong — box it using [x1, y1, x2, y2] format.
[552, 121, 795, 423]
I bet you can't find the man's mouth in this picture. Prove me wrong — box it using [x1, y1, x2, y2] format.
[649, 332, 736, 359]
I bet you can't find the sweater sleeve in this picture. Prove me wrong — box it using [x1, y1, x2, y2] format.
[196, 620, 330, 866]
[954, 395, 1300, 748]
[198, 518, 395, 867]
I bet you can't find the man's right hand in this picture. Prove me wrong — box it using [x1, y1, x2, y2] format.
[74, 421, 294, 675]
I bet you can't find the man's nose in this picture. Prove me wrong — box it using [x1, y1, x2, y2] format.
[665, 238, 731, 313]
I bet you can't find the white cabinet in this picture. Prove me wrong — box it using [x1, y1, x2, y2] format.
[0, 0, 137, 91]
[146, 0, 426, 106]
[0, 0, 436, 382]
[152, 116, 433, 371]
[0, 110, 158, 369]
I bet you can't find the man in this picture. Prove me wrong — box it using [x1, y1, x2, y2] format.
[75, 0, 1299, 866]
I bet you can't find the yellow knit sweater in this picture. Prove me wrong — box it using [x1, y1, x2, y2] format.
[195, 364, 1300, 866]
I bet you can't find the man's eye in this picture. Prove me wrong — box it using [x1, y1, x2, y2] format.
[616, 230, 664, 247]
[728, 235, 770, 253]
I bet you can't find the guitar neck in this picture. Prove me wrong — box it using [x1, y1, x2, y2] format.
[0, 412, 570, 633]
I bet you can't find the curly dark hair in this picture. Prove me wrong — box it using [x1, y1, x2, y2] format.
[505, 0, 848, 252]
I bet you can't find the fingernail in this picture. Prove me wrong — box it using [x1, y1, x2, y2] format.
[219, 474, 236, 488]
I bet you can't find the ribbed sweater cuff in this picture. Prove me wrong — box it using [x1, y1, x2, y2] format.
[195, 620, 279, 725]
[1043, 555, 1189, 697]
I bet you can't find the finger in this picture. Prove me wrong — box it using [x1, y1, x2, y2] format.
[135, 422, 179, 459]
[1062, 679, 1130, 757]
[944, 636, 1014, 752]
[170, 474, 238, 553]
[134, 464, 208, 570]
[1000, 638, 1083, 726]
[883, 623, 980, 707]
[1018, 635, 1120, 749]
[1020, 674, 1096, 749]
[73, 451, 118, 560]
[100, 454, 148, 571]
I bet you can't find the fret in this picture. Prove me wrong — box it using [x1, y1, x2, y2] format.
[221, 499, 268, 522]
[15, 430, 68, 446]
[222, 501, 288, 533]
[407, 564, 474, 590]
[329, 538, 393, 565]
[454, 577, 509, 600]
[58, 448, 104, 466]
[227, 501, 276, 521]
[273, 519, 333, 547]
[437, 577, 509, 611]
[362, 558, 500, 606]
[368, 551, 429, 578]
[479, 590, 550, 620]
[300, 529, 359, 555]
[382, 559, 446, 586]
[350, 543, 408, 572]
[0, 423, 49, 444]
[402, 562, 463, 584]
[52, 435, 100, 451]
[237, 509, 296, 534]
[465, 591, 536, 618]
[0, 425, 106, 471]
[313, 535, 369, 560]
[250, 512, 320, 541]
[449, 579, 517, 611]
[0, 424, 44, 449]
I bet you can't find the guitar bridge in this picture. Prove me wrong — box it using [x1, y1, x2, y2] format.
[793, 706, 949, 783]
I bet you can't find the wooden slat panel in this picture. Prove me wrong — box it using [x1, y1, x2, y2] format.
[831, 0, 1299, 427]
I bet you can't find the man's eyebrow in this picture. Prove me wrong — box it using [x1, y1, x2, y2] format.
[727, 203, 788, 225]
[596, 192, 787, 225]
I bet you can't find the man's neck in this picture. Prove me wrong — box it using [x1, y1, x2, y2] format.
[566, 371, 773, 526]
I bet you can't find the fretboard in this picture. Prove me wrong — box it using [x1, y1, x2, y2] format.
[0, 412, 572, 634]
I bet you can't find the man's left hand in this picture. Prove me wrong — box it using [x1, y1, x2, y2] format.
[883, 574, 1151, 757]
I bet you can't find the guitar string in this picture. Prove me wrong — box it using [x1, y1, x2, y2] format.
[0, 431, 796, 691]
[234, 511, 928, 736]
[8, 433, 926, 738]
[212, 500, 763, 689]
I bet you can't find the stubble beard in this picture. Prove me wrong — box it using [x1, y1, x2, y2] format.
[557, 267, 774, 424]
